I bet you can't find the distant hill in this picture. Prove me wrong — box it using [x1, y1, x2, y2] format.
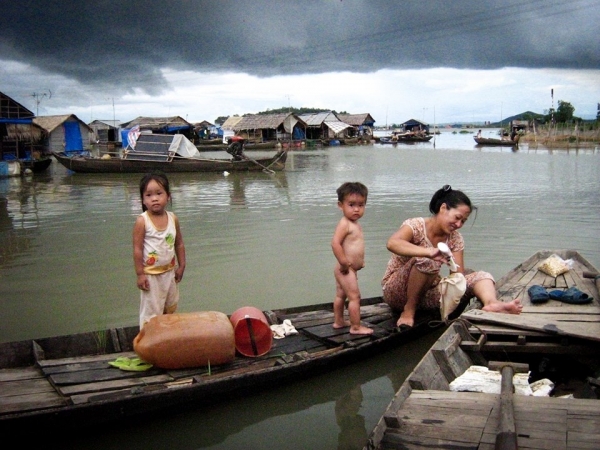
[488, 111, 545, 127]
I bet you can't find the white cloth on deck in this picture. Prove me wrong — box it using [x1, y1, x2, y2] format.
[270, 319, 298, 339]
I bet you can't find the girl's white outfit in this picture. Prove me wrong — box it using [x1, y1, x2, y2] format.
[139, 211, 179, 328]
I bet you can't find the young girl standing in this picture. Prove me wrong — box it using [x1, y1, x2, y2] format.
[133, 172, 186, 329]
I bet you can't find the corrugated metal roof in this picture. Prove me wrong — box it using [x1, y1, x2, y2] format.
[298, 112, 339, 126]
[121, 116, 191, 129]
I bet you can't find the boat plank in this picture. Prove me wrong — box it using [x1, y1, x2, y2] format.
[461, 309, 600, 341]
[37, 351, 137, 369]
[0, 378, 56, 397]
[59, 374, 174, 396]
[0, 366, 43, 383]
[49, 367, 163, 385]
[0, 392, 67, 414]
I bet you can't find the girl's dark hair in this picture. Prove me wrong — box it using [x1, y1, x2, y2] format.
[428, 185, 473, 215]
[139, 171, 171, 212]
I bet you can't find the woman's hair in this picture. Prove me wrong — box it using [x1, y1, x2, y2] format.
[429, 185, 473, 215]
[139, 171, 171, 212]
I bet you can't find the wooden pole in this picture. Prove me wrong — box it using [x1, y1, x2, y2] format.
[489, 361, 529, 450]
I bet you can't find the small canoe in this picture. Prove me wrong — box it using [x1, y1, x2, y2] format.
[365, 249, 600, 450]
[380, 135, 433, 144]
[0, 293, 468, 431]
[474, 136, 519, 146]
[19, 155, 52, 173]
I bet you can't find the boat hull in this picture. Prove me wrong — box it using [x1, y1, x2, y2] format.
[51, 150, 287, 173]
[0, 295, 460, 430]
[474, 136, 519, 146]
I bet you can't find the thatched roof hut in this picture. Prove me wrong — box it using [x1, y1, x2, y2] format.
[232, 113, 306, 142]
[221, 116, 243, 130]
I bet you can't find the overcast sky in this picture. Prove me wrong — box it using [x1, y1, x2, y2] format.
[1, 0, 599, 125]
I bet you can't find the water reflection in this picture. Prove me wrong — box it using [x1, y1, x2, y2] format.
[0, 175, 43, 268]
[335, 384, 367, 450]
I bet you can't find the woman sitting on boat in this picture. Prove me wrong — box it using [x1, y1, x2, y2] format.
[381, 185, 523, 328]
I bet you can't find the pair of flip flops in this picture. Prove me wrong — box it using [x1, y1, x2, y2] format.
[108, 356, 153, 371]
[527, 285, 592, 304]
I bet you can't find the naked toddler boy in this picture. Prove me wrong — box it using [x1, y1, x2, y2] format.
[331, 182, 373, 335]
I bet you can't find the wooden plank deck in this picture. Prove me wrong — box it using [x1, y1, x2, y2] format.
[379, 390, 600, 450]
[367, 250, 600, 450]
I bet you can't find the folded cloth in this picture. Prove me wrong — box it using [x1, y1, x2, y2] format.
[548, 290, 565, 300]
[270, 319, 299, 339]
[528, 285, 549, 304]
[560, 287, 592, 304]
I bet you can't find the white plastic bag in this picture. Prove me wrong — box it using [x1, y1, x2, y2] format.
[439, 272, 467, 322]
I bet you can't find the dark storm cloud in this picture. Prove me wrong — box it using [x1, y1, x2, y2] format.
[1, 0, 598, 95]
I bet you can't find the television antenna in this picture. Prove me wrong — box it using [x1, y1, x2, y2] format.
[32, 90, 52, 116]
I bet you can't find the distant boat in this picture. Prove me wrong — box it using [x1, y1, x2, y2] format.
[380, 134, 433, 144]
[52, 134, 287, 174]
[474, 136, 519, 146]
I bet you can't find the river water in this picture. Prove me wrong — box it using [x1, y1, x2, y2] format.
[1, 130, 599, 449]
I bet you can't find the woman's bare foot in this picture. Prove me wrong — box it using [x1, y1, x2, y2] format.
[333, 320, 351, 329]
[396, 310, 415, 328]
[350, 325, 374, 335]
[482, 298, 523, 314]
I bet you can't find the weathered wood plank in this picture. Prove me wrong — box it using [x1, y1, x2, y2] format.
[461, 309, 600, 342]
[58, 374, 174, 396]
[0, 378, 56, 397]
[0, 391, 67, 414]
[0, 366, 43, 383]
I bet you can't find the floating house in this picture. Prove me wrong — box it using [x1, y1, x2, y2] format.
[232, 113, 306, 142]
[400, 118, 430, 134]
[0, 91, 47, 164]
[298, 112, 352, 142]
[33, 114, 93, 153]
[88, 119, 122, 145]
[337, 113, 376, 137]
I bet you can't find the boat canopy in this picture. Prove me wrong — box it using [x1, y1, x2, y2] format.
[125, 134, 201, 161]
[324, 121, 352, 134]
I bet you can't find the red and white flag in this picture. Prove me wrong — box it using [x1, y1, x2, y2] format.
[127, 125, 141, 149]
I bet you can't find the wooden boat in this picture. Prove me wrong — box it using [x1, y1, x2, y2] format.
[366, 249, 600, 450]
[52, 150, 287, 174]
[52, 133, 287, 174]
[19, 155, 52, 173]
[474, 136, 519, 146]
[0, 294, 469, 431]
[380, 134, 433, 144]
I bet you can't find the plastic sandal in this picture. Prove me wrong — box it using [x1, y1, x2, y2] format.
[527, 285, 549, 304]
[560, 287, 592, 304]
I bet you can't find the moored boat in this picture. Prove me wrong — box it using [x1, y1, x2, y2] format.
[18, 155, 52, 173]
[52, 134, 287, 173]
[365, 249, 600, 450]
[0, 293, 469, 431]
[474, 136, 520, 146]
[380, 133, 433, 144]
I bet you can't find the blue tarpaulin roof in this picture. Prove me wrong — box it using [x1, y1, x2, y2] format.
[0, 118, 33, 124]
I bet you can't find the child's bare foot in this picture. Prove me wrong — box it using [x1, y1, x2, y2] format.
[350, 325, 373, 335]
[396, 311, 415, 328]
[482, 298, 523, 314]
[333, 320, 351, 329]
